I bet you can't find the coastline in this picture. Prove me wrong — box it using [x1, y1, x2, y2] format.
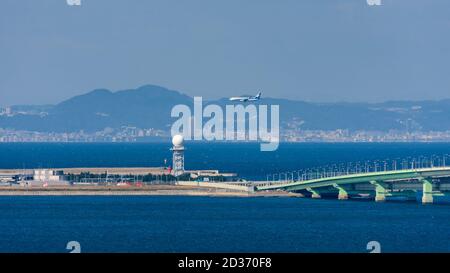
[0, 185, 298, 198]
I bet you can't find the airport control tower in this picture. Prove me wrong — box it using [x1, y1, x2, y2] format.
[171, 135, 185, 176]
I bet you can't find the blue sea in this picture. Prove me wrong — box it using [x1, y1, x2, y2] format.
[0, 142, 449, 253]
[2, 142, 450, 180]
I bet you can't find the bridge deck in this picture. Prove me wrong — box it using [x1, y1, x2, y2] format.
[255, 167, 450, 192]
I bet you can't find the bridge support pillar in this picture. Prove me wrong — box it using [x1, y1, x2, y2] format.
[421, 179, 433, 204]
[370, 181, 388, 202]
[333, 184, 348, 200]
[307, 188, 321, 199]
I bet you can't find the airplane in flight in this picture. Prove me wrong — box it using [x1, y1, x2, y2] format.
[229, 92, 262, 102]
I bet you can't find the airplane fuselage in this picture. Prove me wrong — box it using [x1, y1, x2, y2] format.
[229, 92, 261, 102]
[229, 97, 259, 102]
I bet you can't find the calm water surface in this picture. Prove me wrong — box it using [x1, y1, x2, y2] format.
[0, 195, 448, 253]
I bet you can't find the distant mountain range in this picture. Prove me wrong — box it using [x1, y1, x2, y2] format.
[1, 84, 450, 133]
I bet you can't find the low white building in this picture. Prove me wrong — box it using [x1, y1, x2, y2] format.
[0, 107, 12, 116]
[33, 169, 66, 182]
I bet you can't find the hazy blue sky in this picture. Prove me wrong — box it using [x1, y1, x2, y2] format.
[1, 0, 449, 106]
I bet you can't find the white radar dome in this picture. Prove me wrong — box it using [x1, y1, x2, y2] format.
[172, 134, 184, 147]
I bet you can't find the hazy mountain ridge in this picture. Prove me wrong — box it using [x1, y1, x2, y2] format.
[1, 85, 450, 133]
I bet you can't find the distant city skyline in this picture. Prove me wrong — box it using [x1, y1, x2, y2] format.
[1, 0, 450, 107]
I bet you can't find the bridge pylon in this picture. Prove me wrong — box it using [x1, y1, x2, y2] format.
[421, 178, 434, 204]
[306, 188, 321, 199]
[332, 183, 348, 200]
[370, 181, 390, 202]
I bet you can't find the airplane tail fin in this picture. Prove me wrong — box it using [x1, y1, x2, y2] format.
[256, 92, 262, 99]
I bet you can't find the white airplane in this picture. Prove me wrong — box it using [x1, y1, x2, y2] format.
[229, 92, 262, 102]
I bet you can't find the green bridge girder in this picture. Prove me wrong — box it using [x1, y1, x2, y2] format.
[256, 167, 450, 203]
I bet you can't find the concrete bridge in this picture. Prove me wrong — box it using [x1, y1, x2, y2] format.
[253, 167, 450, 204]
